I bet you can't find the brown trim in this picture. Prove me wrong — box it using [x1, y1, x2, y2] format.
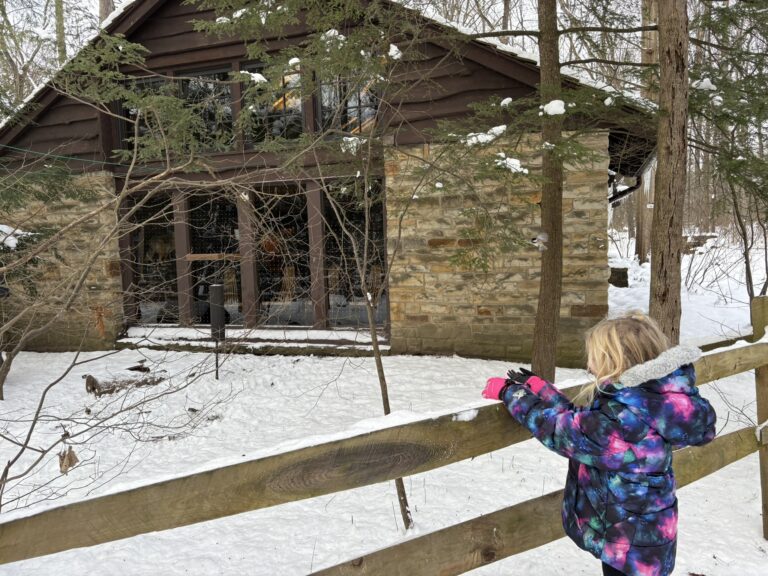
[184, 253, 241, 261]
[306, 181, 328, 329]
[237, 190, 261, 328]
[98, 107, 115, 169]
[118, 198, 139, 325]
[172, 191, 194, 325]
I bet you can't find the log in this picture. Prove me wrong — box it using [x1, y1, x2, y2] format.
[311, 427, 760, 576]
[751, 296, 768, 539]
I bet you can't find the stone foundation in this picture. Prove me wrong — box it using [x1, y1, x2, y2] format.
[1, 172, 124, 352]
[384, 134, 610, 367]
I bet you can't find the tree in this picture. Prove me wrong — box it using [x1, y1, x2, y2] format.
[648, 0, 689, 344]
[531, 0, 564, 381]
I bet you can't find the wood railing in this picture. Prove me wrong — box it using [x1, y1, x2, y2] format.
[1, 297, 767, 572]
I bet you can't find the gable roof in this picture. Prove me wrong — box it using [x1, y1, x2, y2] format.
[0, 0, 654, 178]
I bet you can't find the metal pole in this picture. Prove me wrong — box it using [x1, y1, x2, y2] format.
[210, 284, 225, 381]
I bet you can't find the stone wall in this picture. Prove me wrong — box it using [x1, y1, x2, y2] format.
[1, 172, 124, 351]
[384, 133, 610, 367]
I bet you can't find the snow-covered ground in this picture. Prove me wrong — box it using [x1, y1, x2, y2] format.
[0, 231, 766, 575]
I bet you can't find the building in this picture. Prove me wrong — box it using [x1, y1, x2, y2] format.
[0, 0, 654, 364]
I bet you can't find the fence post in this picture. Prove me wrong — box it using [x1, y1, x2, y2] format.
[752, 295, 768, 539]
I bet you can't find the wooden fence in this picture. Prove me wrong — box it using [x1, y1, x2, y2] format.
[0, 297, 767, 572]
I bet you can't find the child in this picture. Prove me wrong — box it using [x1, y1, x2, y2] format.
[482, 313, 716, 576]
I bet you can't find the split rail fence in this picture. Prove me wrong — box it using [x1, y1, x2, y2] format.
[1, 297, 767, 573]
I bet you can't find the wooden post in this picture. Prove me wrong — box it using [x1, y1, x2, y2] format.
[306, 181, 328, 329]
[117, 198, 139, 324]
[752, 295, 768, 539]
[172, 191, 194, 325]
[237, 190, 260, 327]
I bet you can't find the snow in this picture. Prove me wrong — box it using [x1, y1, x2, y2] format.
[494, 153, 528, 174]
[604, 96, 614, 106]
[340, 136, 366, 154]
[246, 71, 268, 84]
[499, 97, 514, 107]
[542, 99, 566, 115]
[692, 78, 718, 91]
[1, 228, 766, 575]
[464, 125, 507, 146]
[608, 230, 761, 345]
[288, 57, 301, 68]
[0, 224, 32, 250]
[388, 43, 402, 60]
[321, 29, 346, 43]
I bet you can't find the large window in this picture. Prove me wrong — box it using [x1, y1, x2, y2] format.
[120, 77, 168, 147]
[179, 69, 234, 150]
[319, 77, 377, 135]
[323, 181, 387, 327]
[242, 65, 304, 143]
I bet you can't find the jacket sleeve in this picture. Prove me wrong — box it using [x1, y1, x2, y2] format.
[501, 382, 647, 471]
[649, 387, 717, 447]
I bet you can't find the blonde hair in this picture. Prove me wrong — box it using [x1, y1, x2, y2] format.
[577, 312, 670, 404]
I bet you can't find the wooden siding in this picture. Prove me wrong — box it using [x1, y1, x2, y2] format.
[0, 96, 102, 170]
[0, 0, 543, 175]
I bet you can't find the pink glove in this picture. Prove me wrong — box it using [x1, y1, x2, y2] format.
[482, 377, 508, 400]
[526, 376, 548, 395]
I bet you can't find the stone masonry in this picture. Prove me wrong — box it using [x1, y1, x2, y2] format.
[1, 172, 124, 352]
[384, 133, 610, 367]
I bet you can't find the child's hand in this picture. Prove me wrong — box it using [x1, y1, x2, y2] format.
[482, 377, 508, 400]
[507, 368, 547, 395]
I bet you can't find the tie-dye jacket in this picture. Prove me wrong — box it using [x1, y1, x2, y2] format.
[500, 346, 716, 576]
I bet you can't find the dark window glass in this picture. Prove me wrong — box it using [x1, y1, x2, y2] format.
[242, 66, 303, 143]
[179, 70, 234, 150]
[319, 77, 376, 135]
[323, 180, 387, 327]
[120, 77, 167, 147]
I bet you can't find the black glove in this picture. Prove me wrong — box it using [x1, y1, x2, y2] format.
[506, 367, 535, 385]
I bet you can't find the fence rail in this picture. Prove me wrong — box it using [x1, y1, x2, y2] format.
[0, 298, 767, 570]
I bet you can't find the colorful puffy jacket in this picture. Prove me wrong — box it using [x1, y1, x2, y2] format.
[500, 346, 716, 576]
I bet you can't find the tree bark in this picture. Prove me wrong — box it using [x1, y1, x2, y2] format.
[99, 0, 115, 23]
[635, 0, 658, 265]
[649, 0, 689, 344]
[531, 0, 564, 381]
[54, 0, 66, 65]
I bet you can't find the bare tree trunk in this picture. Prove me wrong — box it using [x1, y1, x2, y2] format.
[99, 0, 115, 23]
[649, 0, 689, 344]
[531, 0, 564, 381]
[500, 0, 511, 44]
[635, 0, 658, 264]
[54, 0, 66, 65]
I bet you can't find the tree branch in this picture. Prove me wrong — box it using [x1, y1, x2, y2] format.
[561, 58, 658, 67]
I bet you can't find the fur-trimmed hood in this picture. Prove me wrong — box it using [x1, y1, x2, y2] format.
[618, 345, 701, 387]
[610, 344, 714, 446]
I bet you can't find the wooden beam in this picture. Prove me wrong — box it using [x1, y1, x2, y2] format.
[0, 402, 528, 565]
[184, 253, 242, 261]
[306, 181, 329, 329]
[751, 296, 768, 539]
[172, 191, 194, 325]
[695, 341, 768, 383]
[311, 427, 759, 575]
[117, 198, 139, 324]
[0, 341, 765, 565]
[237, 190, 261, 328]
